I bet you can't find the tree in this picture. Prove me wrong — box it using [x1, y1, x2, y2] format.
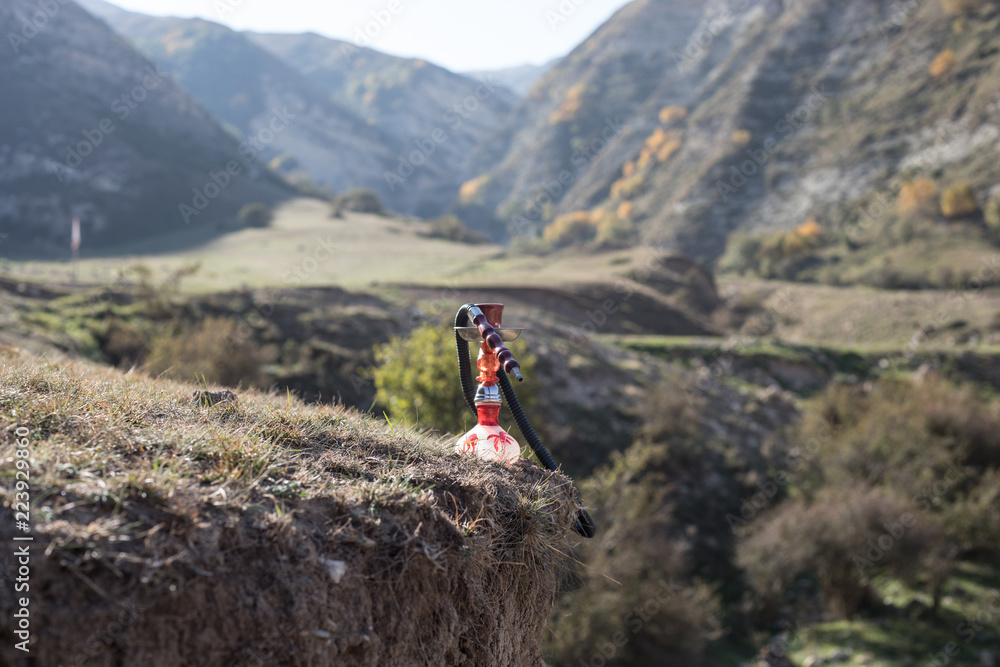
[373, 321, 535, 434]
[238, 203, 274, 228]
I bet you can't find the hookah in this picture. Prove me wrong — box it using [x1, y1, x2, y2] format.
[453, 303, 596, 538]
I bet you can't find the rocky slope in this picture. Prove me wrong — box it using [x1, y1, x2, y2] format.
[457, 0, 1000, 259]
[0, 0, 291, 251]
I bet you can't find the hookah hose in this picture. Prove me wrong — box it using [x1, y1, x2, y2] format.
[454, 304, 597, 538]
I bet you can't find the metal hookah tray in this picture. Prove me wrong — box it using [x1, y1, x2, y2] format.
[454, 327, 523, 342]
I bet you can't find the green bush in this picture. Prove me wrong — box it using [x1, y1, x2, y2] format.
[238, 203, 275, 228]
[103, 320, 149, 368]
[985, 195, 1000, 231]
[423, 215, 488, 244]
[372, 321, 536, 434]
[330, 188, 385, 217]
[737, 484, 951, 619]
[546, 441, 720, 666]
[144, 316, 271, 387]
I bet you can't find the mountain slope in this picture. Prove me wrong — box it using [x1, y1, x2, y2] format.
[464, 61, 556, 97]
[76, 0, 406, 208]
[0, 0, 291, 251]
[248, 31, 519, 217]
[458, 0, 1000, 260]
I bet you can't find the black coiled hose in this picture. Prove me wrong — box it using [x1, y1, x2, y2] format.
[454, 304, 596, 538]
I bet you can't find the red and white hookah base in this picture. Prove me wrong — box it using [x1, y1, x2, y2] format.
[455, 312, 521, 463]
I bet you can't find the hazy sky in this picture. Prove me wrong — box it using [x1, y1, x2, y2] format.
[101, 0, 634, 71]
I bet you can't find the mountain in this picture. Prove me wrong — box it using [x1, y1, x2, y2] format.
[78, 0, 519, 217]
[0, 0, 291, 251]
[76, 0, 403, 208]
[247, 31, 519, 217]
[464, 60, 557, 97]
[456, 0, 1000, 260]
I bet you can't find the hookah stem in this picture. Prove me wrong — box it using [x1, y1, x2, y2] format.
[453, 304, 596, 538]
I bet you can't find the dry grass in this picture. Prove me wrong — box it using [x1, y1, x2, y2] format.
[0, 345, 582, 666]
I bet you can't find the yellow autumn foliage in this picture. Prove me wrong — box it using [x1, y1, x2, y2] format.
[617, 201, 633, 220]
[732, 130, 752, 147]
[542, 210, 597, 246]
[898, 179, 939, 215]
[658, 105, 687, 125]
[622, 160, 636, 178]
[549, 83, 587, 124]
[941, 0, 987, 15]
[610, 174, 645, 200]
[930, 49, 956, 77]
[797, 220, 822, 238]
[941, 183, 980, 219]
[458, 174, 492, 205]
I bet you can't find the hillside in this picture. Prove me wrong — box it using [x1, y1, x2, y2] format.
[248, 32, 518, 217]
[0, 0, 291, 251]
[75, 0, 402, 207]
[456, 0, 1000, 261]
[0, 345, 580, 665]
[78, 0, 519, 217]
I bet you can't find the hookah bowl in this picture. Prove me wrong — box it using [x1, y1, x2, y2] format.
[454, 304, 524, 463]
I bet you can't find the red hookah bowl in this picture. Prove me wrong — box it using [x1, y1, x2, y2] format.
[477, 303, 504, 327]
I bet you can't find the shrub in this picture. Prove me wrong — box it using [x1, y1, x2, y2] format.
[898, 178, 939, 216]
[737, 485, 951, 619]
[546, 441, 720, 666]
[985, 195, 1000, 230]
[929, 48, 957, 77]
[549, 83, 586, 124]
[610, 174, 645, 199]
[457, 174, 491, 205]
[795, 375, 1000, 551]
[658, 105, 687, 125]
[717, 232, 764, 274]
[731, 129, 752, 146]
[373, 322, 537, 433]
[941, 0, 988, 14]
[423, 215, 488, 244]
[542, 211, 597, 248]
[103, 320, 149, 368]
[941, 183, 980, 219]
[330, 189, 384, 217]
[238, 203, 274, 228]
[144, 317, 271, 387]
